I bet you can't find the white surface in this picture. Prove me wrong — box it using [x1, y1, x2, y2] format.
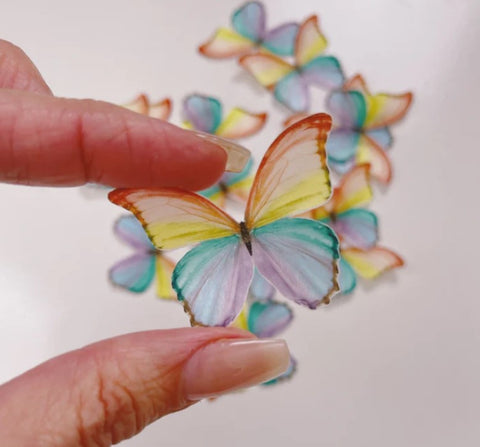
[1, 0, 479, 446]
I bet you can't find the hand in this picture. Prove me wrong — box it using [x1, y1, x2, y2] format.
[0, 40, 290, 447]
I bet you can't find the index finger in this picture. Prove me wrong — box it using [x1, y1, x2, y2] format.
[0, 89, 244, 190]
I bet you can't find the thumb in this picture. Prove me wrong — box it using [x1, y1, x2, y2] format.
[0, 328, 289, 447]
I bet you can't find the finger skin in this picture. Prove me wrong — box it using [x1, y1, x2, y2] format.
[0, 90, 227, 189]
[0, 328, 254, 447]
[0, 39, 52, 94]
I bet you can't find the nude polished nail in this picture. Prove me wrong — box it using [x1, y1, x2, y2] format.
[182, 338, 290, 400]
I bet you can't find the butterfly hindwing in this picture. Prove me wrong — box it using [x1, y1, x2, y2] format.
[109, 253, 156, 293]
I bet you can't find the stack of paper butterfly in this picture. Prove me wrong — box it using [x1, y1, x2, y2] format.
[106, 1, 413, 386]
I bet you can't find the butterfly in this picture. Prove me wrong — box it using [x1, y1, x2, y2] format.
[249, 268, 276, 301]
[109, 215, 176, 299]
[232, 297, 297, 385]
[239, 15, 344, 112]
[122, 94, 172, 121]
[183, 93, 267, 139]
[325, 74, 413, 183]
[338, 246, 404, 294]
[109, 114, 340, 327]
[199, 1, 299, 59]
[307, 164, 403, 293]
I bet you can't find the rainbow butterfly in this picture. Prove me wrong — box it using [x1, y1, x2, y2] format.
[233, 296, 297, 385]
[199, 1, 299, 59]
[309, 164, 403, 293]
[109, 114, 340, 327]
[183, 93, 267, 139]
[240, 15, 344, 112]
[325, 74, 413, 184]
[109, 215, 176, 299]
[122, 94, 172, 121]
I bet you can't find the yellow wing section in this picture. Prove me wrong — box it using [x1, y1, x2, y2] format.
[239, 53, 294, 87]
[356, 136, 392, 184]
[342, 247, 404, 279]
[295, 15, 328, 66]
[332, 164, 373, 214]
[230, 306, 248, 330]
[155, 255, 176, 299]
[109, 189, 239, 250]
[215, 108, 267, 139]
[245, 114, 333, 229]
[199, 27, 255, 58]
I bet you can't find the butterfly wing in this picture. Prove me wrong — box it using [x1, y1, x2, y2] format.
[245, 113, 332, 228]
[114, 215, 154, 251]
[326, 129, 362, 163]
[156, 255, 176, 299]
[109, 253, 155, 293]
[356, 135, 392, 184]
[122, 94, 149, 115]
[341, 246, 404, 279]
[262, 23, 299, 56]
[247, 300, 293, 338]
[301, 56, 345, 90]
[199, 28, 256, 58]
[365, 127, 393, 150]
[338, 257, 357, 294]
[331, 164, 373, 213]
[249, 269, 276, 301]
[252, 218, 339, 308]
[231, 1, 265, 42]
[215, 108, 267, 139]
[239, 52, 294, 88]
[108, 189, 239, 250]
[183, 94, 223, 134]
[274, 71, 310, 112]
[294, 15, 327, 66]
[173, 235, 254, 326]
[148, 98, 172, 121]
[326, 90, 367, 129]
[331, 209, 378, 250]
[364, 92, 413, 129]
[263, 355, 297, 385]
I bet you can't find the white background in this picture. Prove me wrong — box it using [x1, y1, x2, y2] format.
[0, 0, 479, 446]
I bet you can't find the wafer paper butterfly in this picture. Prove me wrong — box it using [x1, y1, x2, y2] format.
[325, 74, 413, 183]
[122, 94, 172, 121]
[109, 114, 340, 327]
[233, 297, 297, 384]
[109, 215, 176, 299]
[307, 164, 403, 293]
[199, 1, 298, 59]
[240, 15, 344, 112]
[249, 269, 276, 301]
[183, 93, 267, 139]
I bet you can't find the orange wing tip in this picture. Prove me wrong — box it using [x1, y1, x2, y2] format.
[283, 113, 310, 128]
[149, 97, 173, 121]
[122, 94, 150, 115]
[344, 74, 369, 93]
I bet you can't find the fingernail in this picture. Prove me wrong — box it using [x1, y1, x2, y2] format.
[182, 339, 290, 400]
[190, 130, 251, 173]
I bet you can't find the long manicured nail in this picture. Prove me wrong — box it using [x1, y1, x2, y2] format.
[190, 130, 251, 173]
[182, 339, 289, 400]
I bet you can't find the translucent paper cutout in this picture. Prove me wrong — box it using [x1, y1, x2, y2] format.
[240, 15, 344, 112]
[109, 216, 176, 299]
[325, 74, 413, 184]
[199, 1, 299, 59]
[109, 114, 340, 327]
[122, 94, 173, 121]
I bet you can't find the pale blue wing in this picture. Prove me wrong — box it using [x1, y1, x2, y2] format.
[365, 127, 393, 150]
[183, 94, 223, 134]
[232, 1, 265, 42]
[301, 56, 345, 91]
[247, 300, 293, 337]
[330, 209, 378, 250]
[252, 218, 340, 308]
[338, 257, 357, 294]
[274, 71, 309, 112]
[172, 235, 254, 326]
[109, 253, 155, 293]
[263, 355, 297, 385]
[263, 23, 298, 56]
[326, 90, 367, 129]
[328, 157, 355, 175]
[114, 215, 154, 251]
[249, 268, 276, 301]
[326, 129, 361, 162]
